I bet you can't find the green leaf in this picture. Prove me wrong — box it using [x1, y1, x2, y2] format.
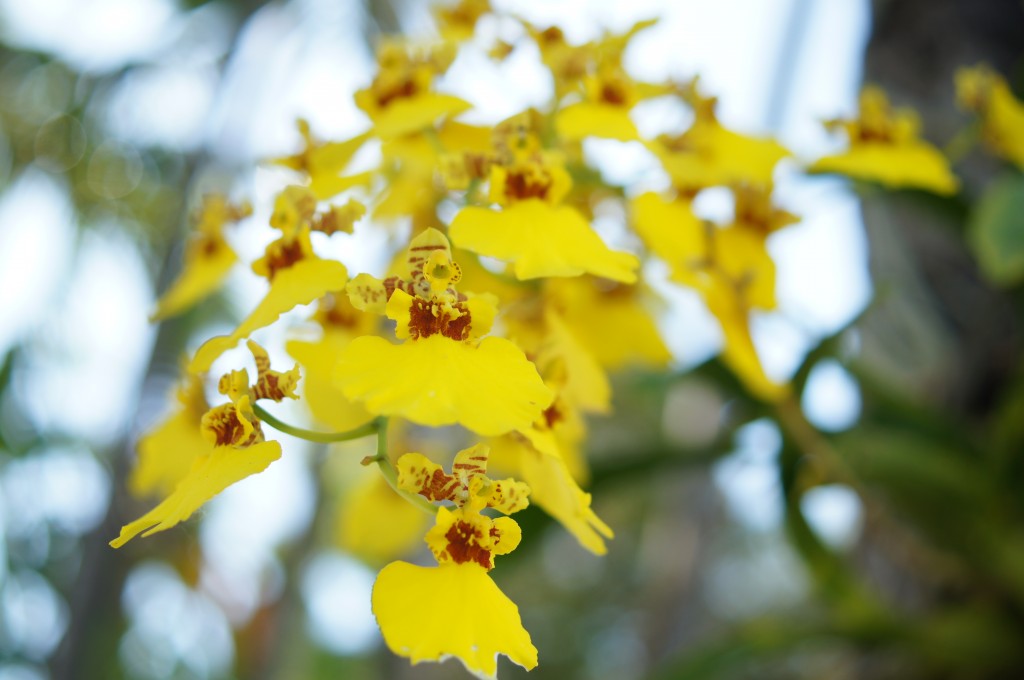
[969, 171, 1024, 285]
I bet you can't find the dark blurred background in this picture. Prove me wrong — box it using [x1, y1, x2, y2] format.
[1, 0, 1024, 679]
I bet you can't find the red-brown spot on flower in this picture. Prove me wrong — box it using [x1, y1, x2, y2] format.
[203, 404, 263, 448]
[262, 238, 306, 280]
[504, 167, 552, 201]
[407, 297, 473, 341]
[444, 520, 493, 569]
[600, 82, 629, 107]
[375, 77, 420, 109]
[417, 468, 460, 503]
[542, 403, 564, 430]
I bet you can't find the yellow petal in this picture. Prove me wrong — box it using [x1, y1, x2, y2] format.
[286, 333, 374, 431]
[810, 142, 959, 195]
[151, 240, 236, 321]
[110, 440, 282, 548]
[337, 472, 430, 565]
[190, 259, 348, 373]
[310, 170, 375, 201]
[631, 192, 705, 270]
[714, 226, 777, 311]
[983, 80, 1024, 169]
[307, 133, 370, 176]
[704, 283, 789, 403]
[491, 435, 612, 555]
[373, 561, 538, 679]
[541, 311, 611, 414]
[129, 409, 211, 499]
[336, 334, 552, 436]
[651, 125, 789, 189]
[370, 93, 472, 139]
[450, 202, 638, 282]
[548, 277, 671, 370]
[555, 102, 639, 141]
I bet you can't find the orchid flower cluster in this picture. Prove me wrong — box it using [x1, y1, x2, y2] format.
[111, 1, 1024, 677]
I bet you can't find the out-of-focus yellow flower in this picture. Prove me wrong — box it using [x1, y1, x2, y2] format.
[489, 430, 612, 555]
[632, 191, 705, 271]
[112, 342, 298, 548]
[732, 182, 799, 236]
[433, 0, 490, 43]
[189, 191, 350, 374]
[355, 40, 470, 139]
[129, 374, 211, 499]
[336, 468, 429, 566]
[957, 65, 1024, 170]
[376, 121, 491, 229]
[649, 79, 789, 192]
[811, 86, 959, 194]
[632, 190, 787, 400]
[373, 445, 537, 679]
[271, 119, 371, 199]
[151, 195, 251, 322]
[286, 294, 375, 432]
[336, 229, 552, 436]
[703, 278, 788, 402]
[450, 115, 639, 282]
[556, 66, 644, 141]
[546, 276, 671, 370]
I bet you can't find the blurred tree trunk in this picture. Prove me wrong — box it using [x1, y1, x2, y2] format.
[858, 0, 1024, 417]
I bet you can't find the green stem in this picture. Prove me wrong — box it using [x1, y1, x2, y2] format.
[253, 404, 380, 444]
[362, 419, 438, 515]
[773, 395, 859, 490]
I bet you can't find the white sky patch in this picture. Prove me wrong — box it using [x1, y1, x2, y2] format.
[120, 561, 234, 680]
[802, 359, 862, 432]
[0, 172, 75, 357]
[105, 65, 219, 151]
[712, 419, 784, 533]
[301, 551, 380, 655]
[20, 228, 155, 446]
[199, 442, 315, 622]
[0, 446, 109, 537]
[771, 176, 872, 336]
[801, 484, 864, 551]
[0, 0, 181, 73]
[1, 569, 68, 660]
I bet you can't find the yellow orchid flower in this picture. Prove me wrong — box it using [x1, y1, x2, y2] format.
[129, 373, 212, 499]
[373, 445, 537, 679]
[489, 430, 612, 555]
[703, 276, 788, 402]
[811, 86, 959, 194]
[375, 120, 491, 227]
[731, 182, 799, 236]
[336, 228, 552, 436]
[632, 190, 787, 399]
[150, 195, 251, 322]
[189, 190, 350, 374]
[271, 119, 371, 199]
[556, 66, 643, 141]
[957, 65, 1024, 170]
[285, 294, 375, 432]
[335, 465, 430, 566]
[449, 114, 639, 282]
[504, 302, 612, 415]
[433, 0, 490, 43]
[112, 342, 298, 548]
[545, 276, 671, 371]
[647, 78, 790, 192]
[355, 39, 470, 139]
